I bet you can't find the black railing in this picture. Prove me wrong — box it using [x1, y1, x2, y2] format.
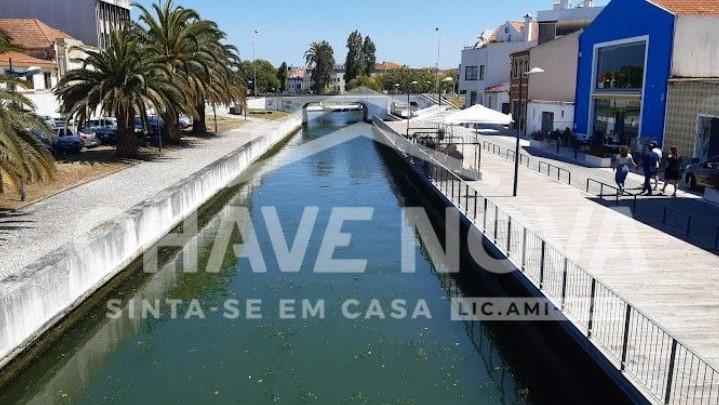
[372, 118, 719, 404]
[538, 161, 572, 185]
[661, 205, 719, 251]
[586, 178, 638, 211]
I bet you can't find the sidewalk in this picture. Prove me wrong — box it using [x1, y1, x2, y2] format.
[0, 117, 293, 276]
[461, 127, 719, 252]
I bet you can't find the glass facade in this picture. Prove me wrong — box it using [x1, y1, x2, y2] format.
[595, 41, 646, 91]
[592, 97, 641, 145]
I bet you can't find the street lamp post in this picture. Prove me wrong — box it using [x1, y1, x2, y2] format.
[435, 27, 441, 106]
[512, 66, 544, 197]
[252, 30, 258, 97]
[407, 80, 418, 138]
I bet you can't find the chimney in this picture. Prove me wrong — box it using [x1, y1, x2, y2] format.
[583, 0, 593, 7]
[559, 0, 571, 9]
[523, 14, 534, 42]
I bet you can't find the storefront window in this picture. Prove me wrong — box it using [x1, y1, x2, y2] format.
[595, 41, 646, 91]
[592, 97, 641, 145]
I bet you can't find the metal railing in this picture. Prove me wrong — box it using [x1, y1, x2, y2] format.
[539, 161, 572, 185]
[586, 178, 638, 211]
[483, 140, 502, 157]
[661, 205, 719, 251]
[373, 118, 719, 404]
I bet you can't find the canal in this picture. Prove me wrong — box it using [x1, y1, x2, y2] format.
[0, 112, 625, 404]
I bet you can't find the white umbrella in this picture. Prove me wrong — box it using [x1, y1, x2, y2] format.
[443, 104, 514, 126]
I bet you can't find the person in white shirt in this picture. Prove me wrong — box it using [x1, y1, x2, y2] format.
[614, 145, 637, 195]
[651, 142, 663, 191]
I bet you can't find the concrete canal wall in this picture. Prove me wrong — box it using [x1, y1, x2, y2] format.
[0, 116, 302, 371]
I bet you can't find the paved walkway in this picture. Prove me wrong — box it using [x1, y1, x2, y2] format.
[387, 120, 719, 403]
[406, 121, 719, 253]
[0, 117, 293, 277]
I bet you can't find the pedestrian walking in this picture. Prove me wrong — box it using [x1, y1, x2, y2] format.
[641, 144, 659, 196]
[661, 146, 681, 197]
[651, 142, 663, 191]
[614, 145, 637, 195]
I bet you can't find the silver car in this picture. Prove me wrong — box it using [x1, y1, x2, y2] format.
[685, 156, 719, 190]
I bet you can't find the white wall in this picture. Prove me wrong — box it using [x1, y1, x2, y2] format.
[24, 91, 60, 117]
[527, 102, 574, 135]
[0, 116, 302, 370]
[459, 47, 488, 106]
[486, 41, 535, 92]
[672, 16, 719, 78]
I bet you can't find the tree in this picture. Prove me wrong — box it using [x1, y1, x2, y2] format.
[0, 29, 55, 197]
[56, 30, 184, 157]
[344, 31, 365, 84]
[240, 60, 280, 94]
[376, 67, 436, 93]
[362, 36, 376, 76]
[135, 0, 231, 143]
[346, 75, 381, 92]
[276, 62, 288, 93]
[305, 41, 335, 95]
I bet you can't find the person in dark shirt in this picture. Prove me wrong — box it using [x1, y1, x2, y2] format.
[640, 144, 659, 196]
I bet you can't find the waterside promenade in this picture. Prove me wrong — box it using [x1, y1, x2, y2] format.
[380, 120, 719, 404]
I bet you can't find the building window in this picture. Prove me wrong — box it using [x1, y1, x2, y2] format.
[595, 41, 646, 91]
[479, 65, 485, 81]
[44, 72, 52, 89]
[592, 97, 641, 144]
[465, 66, 478, 81]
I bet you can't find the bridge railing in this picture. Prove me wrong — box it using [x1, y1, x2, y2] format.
[372, 117, 719, 405]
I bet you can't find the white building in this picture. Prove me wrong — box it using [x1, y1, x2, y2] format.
[302, 64, 347, 94]
[0, 0, 130, 49]
[526, 0, 603, 137]
[459, 16, 537, 110]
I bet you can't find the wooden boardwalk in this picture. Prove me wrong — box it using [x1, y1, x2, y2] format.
[381, 120, 719, 404]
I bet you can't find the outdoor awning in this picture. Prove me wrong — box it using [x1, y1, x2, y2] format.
[443, 104, 514, 126]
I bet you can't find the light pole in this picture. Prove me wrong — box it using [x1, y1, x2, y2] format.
[392, 82, 399, 115]
[407, 80, 418, 137]
[252, 29, 258, 96]
[512, 66, 544, 197]
[435, 27, 441, 106]
[443, 77, 454, 98]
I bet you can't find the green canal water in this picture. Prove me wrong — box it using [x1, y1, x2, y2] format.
[0, 112, 616, 404]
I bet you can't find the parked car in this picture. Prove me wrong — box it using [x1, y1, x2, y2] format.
[178, 115, 193, 129]
[77, 126, 100, 148]
[684, 156, 719, 191]
[52, 127, 84, 154]
[30, 128, 53, 152]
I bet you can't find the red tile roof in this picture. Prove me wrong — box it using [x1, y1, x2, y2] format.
[0, 18, 75, 50]
[651, 0, 719, 14]
[0, 51, 56, 67]
[375, 61, 401, 71]
[488, 21, 538, 43]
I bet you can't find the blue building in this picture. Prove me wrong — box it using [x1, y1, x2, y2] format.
[574, 0, 675, 148]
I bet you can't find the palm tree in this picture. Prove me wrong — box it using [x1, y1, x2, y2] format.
[305, 41, 335, 95]
[0, 29, 55, 198]
[55, 29, 183, 157]
[135, 0, 236, 142]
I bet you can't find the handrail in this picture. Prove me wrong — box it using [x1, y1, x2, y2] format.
[538, 161, 572, 185]
[661, 205, 719, 251]
[585, 178, 639, 211]
[372, 117, 719, 404]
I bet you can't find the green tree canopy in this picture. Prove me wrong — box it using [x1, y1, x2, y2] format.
[276, 61, 288, 92]
[305, 41, 335, 95]
[346, 75, 381, 92]
[344, 31, 365, 84]
[241, 59, 281, 94]
[362, 36, 376, 76]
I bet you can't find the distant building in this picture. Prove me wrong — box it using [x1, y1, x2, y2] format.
[573, 0, 719, 152]
[459, 15, 537, 110]
[509, 48, 531, 133]
[485, 82, 510, 114]
[287, 68, 306, 94]
[524, 0, 603, 137]
[330, 64, 346, 94]
[0, 0, 131, 49]
[0, 18, 94, 116]
[373, 61, 401, 76]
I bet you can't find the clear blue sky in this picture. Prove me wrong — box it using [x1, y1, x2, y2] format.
[133, 0, 608, 69]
